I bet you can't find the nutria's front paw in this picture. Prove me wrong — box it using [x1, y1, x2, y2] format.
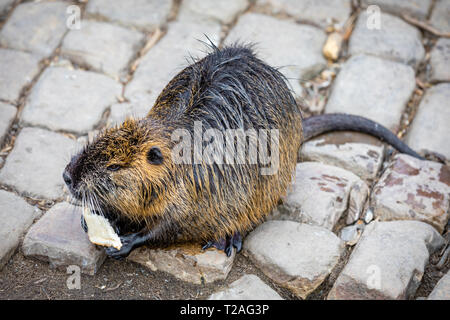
[105, 234, 137, 260]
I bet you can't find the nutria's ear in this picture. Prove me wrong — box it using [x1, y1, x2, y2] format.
[147, 146, 163, 165]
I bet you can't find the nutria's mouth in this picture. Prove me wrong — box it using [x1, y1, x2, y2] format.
[64, 180, 123, 234]
[81, 208, 122, 235]
[81, 204, 144, 236]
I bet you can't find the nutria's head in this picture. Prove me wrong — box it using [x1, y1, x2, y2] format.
[63, 118, 175, 230]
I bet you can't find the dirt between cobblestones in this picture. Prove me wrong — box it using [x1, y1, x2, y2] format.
[2, 229, 446, 300]
[0, 249, 297, 300]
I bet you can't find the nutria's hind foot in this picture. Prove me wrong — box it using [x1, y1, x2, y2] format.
[202, 232, 242, 257]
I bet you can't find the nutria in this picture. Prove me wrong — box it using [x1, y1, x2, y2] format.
[63, 44, 422, 259]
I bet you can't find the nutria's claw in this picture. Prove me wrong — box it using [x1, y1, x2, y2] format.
[202, 232, 242, 257]
[202, 242, 213, 251]
[105, 234, 137, 260]
[105, 247, 126, 260]
[232, 232, 242, 253]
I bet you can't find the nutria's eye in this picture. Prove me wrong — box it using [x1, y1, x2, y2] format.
[107, 164, 121, 171]
[147, 147, 163, 165]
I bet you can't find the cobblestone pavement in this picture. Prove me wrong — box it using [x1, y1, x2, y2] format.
[0, 0, 449, 300]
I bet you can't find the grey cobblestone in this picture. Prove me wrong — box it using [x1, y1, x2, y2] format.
[178, 0, 249, 24]
[349, 11, 425, 68]
[300, 132, 385, 183]
[244, 220, 344, 299]
[128, 243, 235, 284]
[429, 0, 450, 34]
[0, 190, 40, 269]
[429, 38, 450, 83]
[0, 127, 79, 200]
[0, 0, 14, 14]
[225, 13, 327, 98]
[257, 0, 351, 29]
[0, 1, 68, 58]
[0, 48, 41, 103]
[0, 0, 448, 300]
[61, 20, 145, 79]
[328, 220, 444, 300]
[126, 20, 221, 100]
[406, 83, 450, 160]
[108, 92, 154, 126]
[325, 54, 416, 131]
[361, 0, 432, 20]
[209, 274, 283, 300]
[0, 102, 16, 145]
[22, 202, 106, 275]
[21, 67, 122, 134]
[271, 162, 369, 229]
[427, 271, 450, 300]
[86, 0, 173, 32]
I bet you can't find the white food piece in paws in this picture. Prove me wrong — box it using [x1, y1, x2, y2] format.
[83, 207, 122, 250]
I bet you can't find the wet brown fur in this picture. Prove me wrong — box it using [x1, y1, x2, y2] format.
[67, 45, 302, 246]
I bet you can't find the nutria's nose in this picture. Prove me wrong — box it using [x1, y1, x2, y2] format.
[62, 170, 73, 187]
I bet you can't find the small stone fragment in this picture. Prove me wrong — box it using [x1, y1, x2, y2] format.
[323, 32, 343, 61]
[364, 208, 374, 224]
[340, 223, 364, 245]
